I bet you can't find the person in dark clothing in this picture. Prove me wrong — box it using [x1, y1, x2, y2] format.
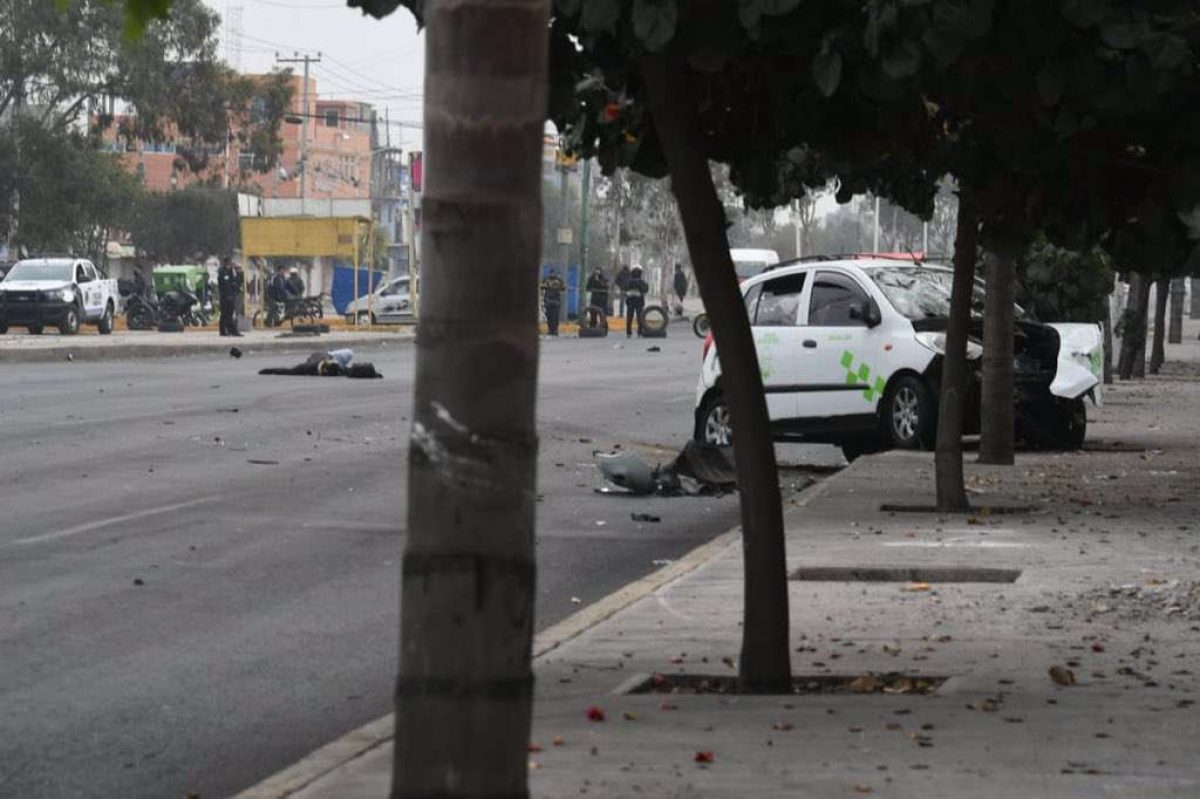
[131, 267, 148, 298]
[585, 267, 609, 317]
[673, 263, 688, 316]
[286, 268, 305, 300]
[217, 257, 243, 337]
[614, 264, 632, 317]
[268, 265, 289, 302]
[541, 268, 566, 335]
[624, 266, 648, 337]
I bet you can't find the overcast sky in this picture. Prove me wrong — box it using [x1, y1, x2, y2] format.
[204, 0, 426, 151]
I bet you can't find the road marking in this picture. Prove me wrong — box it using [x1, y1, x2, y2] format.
[12, 497, 216, 546]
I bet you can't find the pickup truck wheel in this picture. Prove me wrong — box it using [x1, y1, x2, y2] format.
[59, 305, 81, 335]
[0, 323, 7, 334]
[97, 303, 115, 335]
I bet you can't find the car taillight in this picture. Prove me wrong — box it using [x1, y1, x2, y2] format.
[702, 332, 714, 362]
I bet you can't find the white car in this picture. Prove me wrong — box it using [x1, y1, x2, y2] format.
[0, 257, 120, 335]
[694, 258, 1102, 460]
[344, 275, 414, 324]
[730, 248, 781, 281]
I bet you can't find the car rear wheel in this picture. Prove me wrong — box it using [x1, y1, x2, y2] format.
[885, 375, 935, 449]
[695, 393, 732, 447]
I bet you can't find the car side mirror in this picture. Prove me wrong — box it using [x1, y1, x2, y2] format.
[850, 299, 882, 328]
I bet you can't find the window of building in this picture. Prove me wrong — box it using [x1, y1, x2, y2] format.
[324, 110, 339, 128]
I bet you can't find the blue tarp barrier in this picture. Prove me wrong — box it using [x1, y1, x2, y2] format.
[331, 263, 384, 314]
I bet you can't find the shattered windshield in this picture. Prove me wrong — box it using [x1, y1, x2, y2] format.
[867, 266, 1026, 321]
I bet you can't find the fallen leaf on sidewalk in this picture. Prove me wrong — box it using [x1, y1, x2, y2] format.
[883, 677, 916, 695]
[528, 743, 543, 753]
[901, 582, 932, 592]
[694, 751, 714, 764]
[852, 786, 874, 794]
[849, 675, 882, 693]
[660, 702, 679, 711]
[622, 711, 638, 721]
[1049, 666, 1077, 687]
[669, 655, 685, 664]
[1091, 643, 1105, 653]
[772, 721, 794, 731]
[553, 737, 565, 746]
[586, 706, 606, 722]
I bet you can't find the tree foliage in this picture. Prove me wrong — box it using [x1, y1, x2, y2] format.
[0, 120, 140, 261]
[1017, 238, 1114, 323]
[130, 187, 239, 262]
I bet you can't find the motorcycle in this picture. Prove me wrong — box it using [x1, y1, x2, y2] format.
[124, 294, 158, 331]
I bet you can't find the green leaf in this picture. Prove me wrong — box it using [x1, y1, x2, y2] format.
[555, 0, 583, 17]
[1148, 33, 1190, 72]
[1060, 0, 1107, 29]
[1100, 21, 1142, 50]
[632, 0, 677, 51]
[1036, 64, 1065, 106]
[921, 25, 964, 67]
[880, 38, 921, 80]
[581, 0, 621, 34]
[812, 39, 843, 97]
[738, 0, 764, 30]
[762, 0, 802, 16]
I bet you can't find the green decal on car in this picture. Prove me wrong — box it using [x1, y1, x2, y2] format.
[841, 350, 887, 402]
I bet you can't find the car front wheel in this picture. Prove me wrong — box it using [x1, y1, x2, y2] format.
[696, 393, 732, 447]
[60, 305, 81, 335]
[885, 375, 935, 449]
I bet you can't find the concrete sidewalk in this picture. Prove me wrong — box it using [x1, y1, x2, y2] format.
[0, 326, 412, 363]
[239, 329, 1200, 799]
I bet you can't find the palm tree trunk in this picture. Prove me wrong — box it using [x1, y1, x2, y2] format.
[979, 251, 1016, 465]
[934, 189, 978, 512]
[641, 54, 792, 694]
[393, 1, 549, 796]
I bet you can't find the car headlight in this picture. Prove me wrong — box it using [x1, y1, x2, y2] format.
[914, 331, 982, 360]
[42, 289, 73, 302]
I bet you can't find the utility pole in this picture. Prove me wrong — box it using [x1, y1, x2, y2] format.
[275, 52, 321, 215]
[558, 160, 571, 315]
[791, 199, 802, 259]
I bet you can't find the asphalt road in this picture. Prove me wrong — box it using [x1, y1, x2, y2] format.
[0, 333, 838, 799]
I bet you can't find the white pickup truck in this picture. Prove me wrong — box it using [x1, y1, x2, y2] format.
[0, 257, 119, 335]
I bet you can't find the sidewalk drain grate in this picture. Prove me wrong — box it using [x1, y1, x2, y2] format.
[790, 566, 1021, 583]
[879, 503, 1036, 515]
[626, 672, 947, 696]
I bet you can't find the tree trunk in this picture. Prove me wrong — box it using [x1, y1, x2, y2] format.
[1150, 280, 1169, 374]
[1102, 306, 1113, 385]
[641, 54, 791, 693]
[979, 252, 1016, 465]
[1169, 276, 1185, 344]
[1191, 277, 1200, 320]
[1117, 272, 1145, 379]
[934, 189, 978, 512]
[393, 1, 548, 796]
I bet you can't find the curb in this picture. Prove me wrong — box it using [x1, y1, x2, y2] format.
[231, 526, 743, 799]
[0, 333, 412, 364]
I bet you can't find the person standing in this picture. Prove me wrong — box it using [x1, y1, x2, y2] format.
[624, 266, 648, 338]
[586, 267, 609, 317]
[614, 264, 631, 317]
[217, 257, 243, 337]
[541, 268, 566, 336]
[673, 263, 688, 317]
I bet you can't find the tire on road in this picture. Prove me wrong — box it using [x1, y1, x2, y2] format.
[127, 307, 154, 331]
[884, 374, 936, 449]
[692, 313, 710, 338]
[695, 392, 732, 447]
[579, 304, 608, 338]
[641, 304, 668, 338]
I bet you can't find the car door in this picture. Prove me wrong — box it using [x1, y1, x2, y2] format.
[748, 270, 810, 422]
[376, 278, 409, 323]
[75, 262, 99, 317]
[799, 269, 888, 420]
